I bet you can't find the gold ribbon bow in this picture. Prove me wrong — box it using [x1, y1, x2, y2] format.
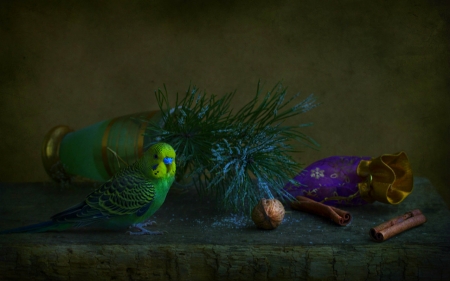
[356, 151, 413, 204]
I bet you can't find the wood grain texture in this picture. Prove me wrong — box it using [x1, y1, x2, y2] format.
[1, 244, 449, 281]
[0, 177, 449, 280]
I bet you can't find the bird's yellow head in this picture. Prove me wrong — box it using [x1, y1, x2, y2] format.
[144, 142, 176, 179]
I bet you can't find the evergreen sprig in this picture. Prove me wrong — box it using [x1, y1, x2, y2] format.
[145, 81, 319, 211]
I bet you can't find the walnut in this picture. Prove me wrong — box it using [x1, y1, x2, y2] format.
[251, 198, 285, 230]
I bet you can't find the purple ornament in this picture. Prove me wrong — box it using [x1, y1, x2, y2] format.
[284, 152, 413, 206]
[284, 156, 372, 206]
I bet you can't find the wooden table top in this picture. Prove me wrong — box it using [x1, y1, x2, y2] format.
[0, 177, 449, 280]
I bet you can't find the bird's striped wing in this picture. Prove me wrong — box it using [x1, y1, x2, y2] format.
[51, 169, 155, 225]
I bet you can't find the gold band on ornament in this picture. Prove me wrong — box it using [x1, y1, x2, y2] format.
[356, 159, 375, 203]
[41, 125, 74, 182]
[101, 117, 120, 178]
[101, 111, 158, 177]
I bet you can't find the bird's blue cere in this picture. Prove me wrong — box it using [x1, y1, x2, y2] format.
[163, 157, 173, 165]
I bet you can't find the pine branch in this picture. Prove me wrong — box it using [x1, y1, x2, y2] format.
[145, 81, 320, 211]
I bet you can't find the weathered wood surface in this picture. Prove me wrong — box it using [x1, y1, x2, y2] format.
[0, 177, 449, 280]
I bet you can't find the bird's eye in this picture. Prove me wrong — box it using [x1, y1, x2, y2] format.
[154, 154, 158, 159]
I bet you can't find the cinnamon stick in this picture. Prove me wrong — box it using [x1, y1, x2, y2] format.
[290, 196, 352, 226]
[369, 209, 427, 242]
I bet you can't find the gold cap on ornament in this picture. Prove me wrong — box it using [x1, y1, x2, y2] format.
[357, 151, 413, 204]
[41, 125, 74, 182]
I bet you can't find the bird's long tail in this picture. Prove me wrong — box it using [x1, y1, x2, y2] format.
[0, 221, 70, 234]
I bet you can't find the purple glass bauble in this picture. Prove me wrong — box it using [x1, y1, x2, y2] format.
[284, 156, 371, 206]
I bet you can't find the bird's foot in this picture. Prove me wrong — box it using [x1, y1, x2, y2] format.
[126, 223, 166, 235]
[128, 221, 156, 229]
[141, 220, 157, 227]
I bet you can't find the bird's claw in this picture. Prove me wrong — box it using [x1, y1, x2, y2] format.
[128, 221, 157, 229]
[141, 220, 157, 227]
[126, 221, 165, 235]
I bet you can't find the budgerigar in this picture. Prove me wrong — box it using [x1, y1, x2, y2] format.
[0, 142, 176, 235]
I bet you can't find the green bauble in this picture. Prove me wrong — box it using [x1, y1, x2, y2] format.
[42, 111, 161, 182]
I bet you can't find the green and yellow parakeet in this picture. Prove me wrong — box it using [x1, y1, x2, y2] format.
[0, 142, 176, 235]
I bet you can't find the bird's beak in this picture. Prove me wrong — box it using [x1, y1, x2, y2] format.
[163, 157, 173, 165]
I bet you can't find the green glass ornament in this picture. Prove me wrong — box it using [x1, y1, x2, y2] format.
[42, 111, 161, 182]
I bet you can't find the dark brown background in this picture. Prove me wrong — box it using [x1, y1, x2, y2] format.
[1, 0, 449, 206]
